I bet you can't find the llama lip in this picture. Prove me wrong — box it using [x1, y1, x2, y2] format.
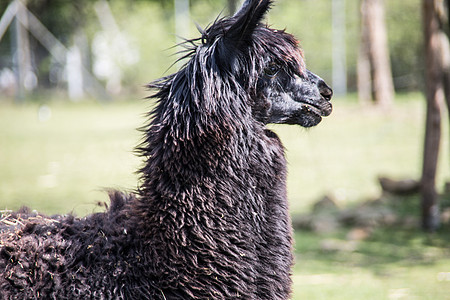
[319, 100, 332, 116]
[300, 100, 332, 117]
[300, 104, 321, 118]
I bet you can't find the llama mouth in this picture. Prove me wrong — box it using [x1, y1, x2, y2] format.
[300, 100, 332, 117]
[292, 100, 332, 127]
[295, 106, 323, 127]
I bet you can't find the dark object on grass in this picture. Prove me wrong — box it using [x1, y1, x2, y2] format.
[378, 176, 421, 195]
[0, 1, 332, 299]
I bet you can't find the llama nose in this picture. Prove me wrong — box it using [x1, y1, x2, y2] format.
[318, 80, 333, 101]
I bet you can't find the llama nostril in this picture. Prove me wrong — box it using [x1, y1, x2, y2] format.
[318, 81, 333, 101]
[322, 87, 333, 100]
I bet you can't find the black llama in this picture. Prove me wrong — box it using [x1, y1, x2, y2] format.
[0, 0, 332, 299]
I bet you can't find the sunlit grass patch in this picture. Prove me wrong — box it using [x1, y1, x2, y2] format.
[0, 100, 144, 215]
[292, 228, 450, 300]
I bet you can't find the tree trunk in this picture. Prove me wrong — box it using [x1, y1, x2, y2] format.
[358, 0, 372, 104]
[332, 0, 347, 96]
[442, 33, 450, 177]
[421, 94, 442, 232]
[421, 0, 445, 232]
[439, 0, 450, 174]
[368, 0, 395, 107]
[12, 0, 33, 102]
[357, 0, 395, 107]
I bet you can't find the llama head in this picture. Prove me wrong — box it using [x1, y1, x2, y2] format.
[197, 0, 332, 128]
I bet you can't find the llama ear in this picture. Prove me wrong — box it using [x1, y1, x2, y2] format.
[226, 0, 272, 44]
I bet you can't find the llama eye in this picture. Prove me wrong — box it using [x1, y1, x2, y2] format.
[264, 63, 280, 77]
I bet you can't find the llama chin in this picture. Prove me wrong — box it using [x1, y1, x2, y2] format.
[0, 1, 332, 299]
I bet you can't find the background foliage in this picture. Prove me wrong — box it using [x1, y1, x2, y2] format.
[0, 0, 424, 96]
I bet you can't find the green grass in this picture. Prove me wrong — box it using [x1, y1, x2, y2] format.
[292, 228, 450, 300]
[0, 94, 449, 299]
[0, 100, 144, 215]
[1, 95, 448, 215]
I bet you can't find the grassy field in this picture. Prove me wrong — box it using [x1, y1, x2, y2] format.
[292, 227, 450, 299]
[0, 94, 449, 299]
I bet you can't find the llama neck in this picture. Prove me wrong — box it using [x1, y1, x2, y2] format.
[132, 70, 292, 297]
[138, 107, 266, 209]
[138, 68, 257, 204]
[135, 80, 288, 227]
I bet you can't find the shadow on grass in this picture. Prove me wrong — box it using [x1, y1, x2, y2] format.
[294, 192, 450, 275]
[295, 225, 450, 279]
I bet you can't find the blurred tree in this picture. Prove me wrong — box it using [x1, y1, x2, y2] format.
[332, 0, 347, 96]
[385, 0, 423, 92]
[357, 0, 395, 108]
[0, 0, 96, 89]
[442, 0, 450, 112]
[0, 0, 431, 98]
[421, 0, 449, 232]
